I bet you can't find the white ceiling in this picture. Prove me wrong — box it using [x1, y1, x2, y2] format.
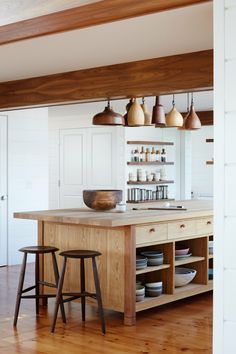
[0, 0, 98, 26]
[0, 2, 213, 83]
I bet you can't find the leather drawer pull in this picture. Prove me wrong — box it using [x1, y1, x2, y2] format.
[149, 228, 155, 233]
[207, 221, 212, 225]
[180, 224, 185, 229]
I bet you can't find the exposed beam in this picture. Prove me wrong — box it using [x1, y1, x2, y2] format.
[0, 50, 213, 111]
[0, 0, 211, 45]
[181, 110, 213, 125]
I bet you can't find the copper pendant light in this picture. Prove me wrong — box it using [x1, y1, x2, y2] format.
[166, 94, 183, 128]
[178, 93, 190, 130]
[152, 96, 166, 127]
[141, 97, 152, 126]
[93, 100, 125, 126]
[184, 93, 201, 130]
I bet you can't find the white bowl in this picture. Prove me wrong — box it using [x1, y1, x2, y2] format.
[175, 267, 197, 287]
[145, 281, 163, 288]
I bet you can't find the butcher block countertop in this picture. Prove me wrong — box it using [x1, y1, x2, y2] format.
[14, 200, 213, 227]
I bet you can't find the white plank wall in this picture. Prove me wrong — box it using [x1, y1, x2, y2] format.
[214, 1, 236, 353]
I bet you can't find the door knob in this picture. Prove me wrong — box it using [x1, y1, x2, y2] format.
[0, 195, 7, 201]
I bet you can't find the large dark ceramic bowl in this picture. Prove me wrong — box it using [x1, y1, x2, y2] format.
[83, 189, 123, 211]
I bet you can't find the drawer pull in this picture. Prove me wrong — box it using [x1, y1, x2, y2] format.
[149, 228, 155, 233]
[180, 224, 185, 229]
[207, 221, 212, 225]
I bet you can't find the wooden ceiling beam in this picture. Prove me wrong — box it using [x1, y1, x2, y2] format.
[0, 49, 213, 111]
[0, 0, 211, 45]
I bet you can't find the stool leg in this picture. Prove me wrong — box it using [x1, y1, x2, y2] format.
[92, 257, 106, 335]
[80, 258, 86, 322]
[51, 252, 66, 323]
[51, 257, 67, 333]
[13, 253, 27, 326]
[35, 253, 40, 315]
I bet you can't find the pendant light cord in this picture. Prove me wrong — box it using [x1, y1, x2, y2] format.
[172, 94, 175, 107]
[191, 92, 194, 105]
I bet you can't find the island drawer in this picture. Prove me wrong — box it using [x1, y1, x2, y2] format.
[135, 223, 168, 245]
[196, 217, 213, 235]
[168, 219, 196, 240]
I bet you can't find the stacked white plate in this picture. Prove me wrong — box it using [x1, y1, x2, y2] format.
[208, 240, 214, 254]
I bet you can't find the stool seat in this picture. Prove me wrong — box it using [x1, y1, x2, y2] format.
[60, 249, 101, 259]
[19, 246, 59, 254]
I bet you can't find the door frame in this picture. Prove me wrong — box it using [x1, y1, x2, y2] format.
[0, 114, 8, 266]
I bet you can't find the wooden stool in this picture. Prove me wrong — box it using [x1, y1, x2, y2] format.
[51, 249, 105, 334]
[13, 246, 66, 326]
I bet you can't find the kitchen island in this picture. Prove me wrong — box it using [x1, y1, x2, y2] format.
[14, 200, 213, 325]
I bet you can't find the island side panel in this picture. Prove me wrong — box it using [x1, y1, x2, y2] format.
[43, 221, 125, 312]
[124, 225, 136, 325]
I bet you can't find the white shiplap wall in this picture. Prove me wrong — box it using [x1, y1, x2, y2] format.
[214, 1, 236, 353]
[191, 126, 214, 198]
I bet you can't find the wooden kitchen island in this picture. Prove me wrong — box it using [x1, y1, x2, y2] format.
[14, 200, 213, 325]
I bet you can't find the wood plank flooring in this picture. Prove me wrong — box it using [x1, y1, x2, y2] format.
[0, 264, 212, 354]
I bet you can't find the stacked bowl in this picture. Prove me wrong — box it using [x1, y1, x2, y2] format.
[145, 281, 163, 297]
[175, 267, 197, 287]
[136, 284, 145, 302]
[136, 255, 147, 270]
[140, 251, 164, 266]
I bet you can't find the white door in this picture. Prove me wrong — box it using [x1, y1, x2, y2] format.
[59, 129, 87, 208]
[0, 115, 8, 266]
[59, 127, 118, 208]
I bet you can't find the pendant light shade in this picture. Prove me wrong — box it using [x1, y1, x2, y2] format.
[127, 98, 145, 126]
[93, 100, 125, 126]
[178, 93, 190, 130]
[124, 98, 135, 126]
[184, 94, 201, 130]
[152, 96, 166, 127]
[166, 95, 183, 128]
[141, 97, 152, 126]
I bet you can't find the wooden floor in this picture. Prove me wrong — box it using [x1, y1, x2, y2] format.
[0, 264, 212, 354]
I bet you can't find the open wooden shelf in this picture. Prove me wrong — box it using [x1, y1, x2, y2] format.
[127, 141, 174, 146]
[136, 282, 213, 312]
[174, 281, 213, 295]
[127, 161, 174, 166]
[175, 256, 205, 266]
[136, 264, 170, 275]
[127, 180, 174, 185]
[127, 199, 174, 204]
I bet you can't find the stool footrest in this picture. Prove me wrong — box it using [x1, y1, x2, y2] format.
[62, 292, 97, 304]
[22, 285, 36, 293]
[21, 294, 58, 299]
[38, 280, 57, 288]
